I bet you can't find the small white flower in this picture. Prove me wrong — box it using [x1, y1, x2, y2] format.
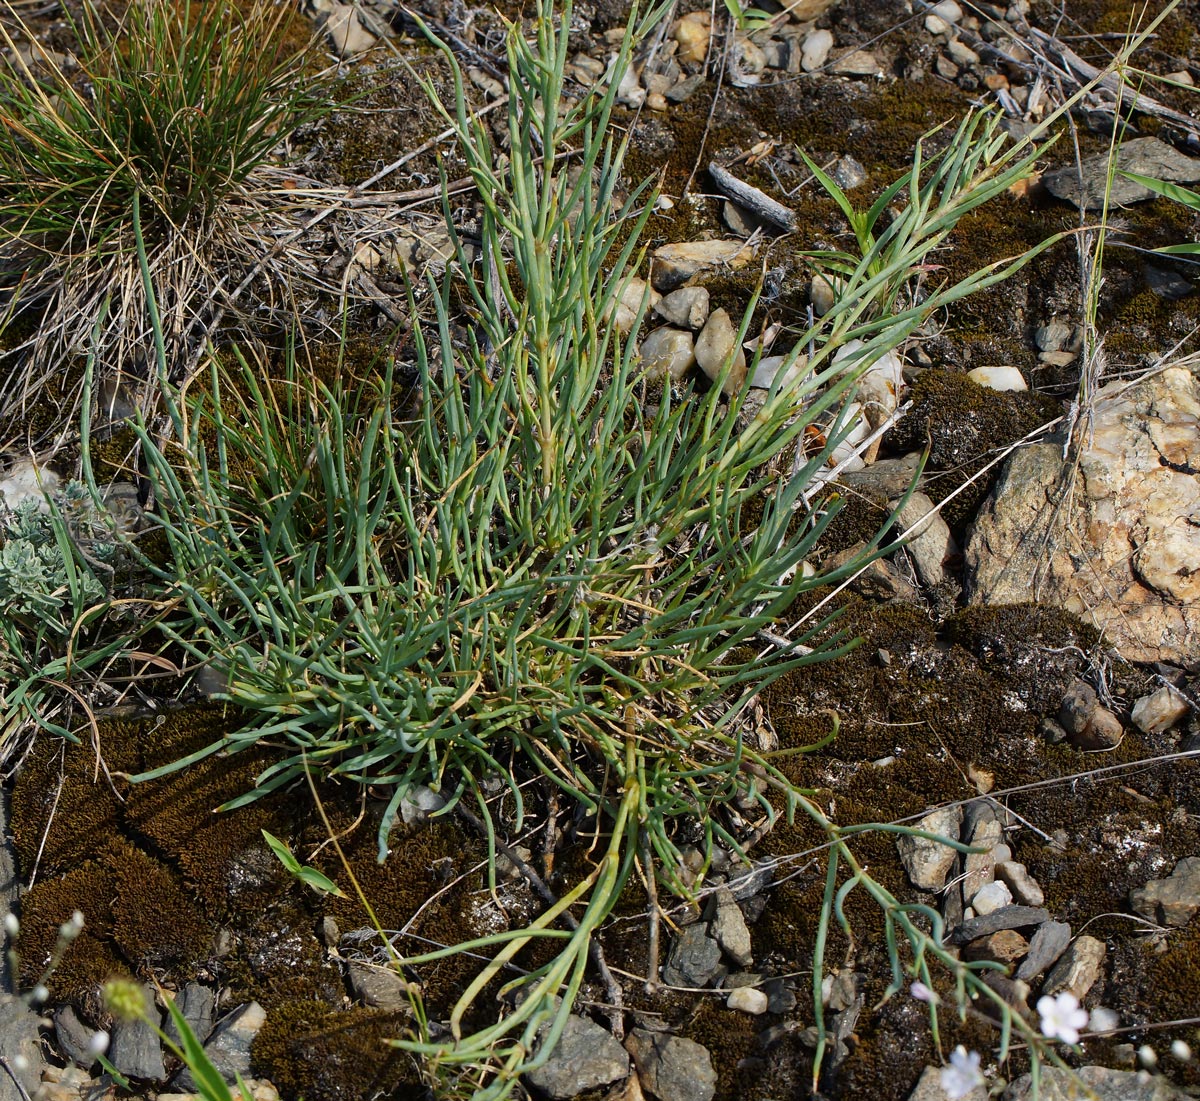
[1170, 1039, 1192, 1062]
[1088, 1006, 1119, 1033]
[11, 1054, 29, 1073]
[1037, 991, 1089, 1044]
[940, 1046, 984, 1100]
[59, 911, 84, 940]
[911, 981, 939, 1004]
[2, 912, 18, 938]
[1138, 1044, 1158, 1068]
[30, 984, 49, 1006]
[87, 1030, 110, 1057]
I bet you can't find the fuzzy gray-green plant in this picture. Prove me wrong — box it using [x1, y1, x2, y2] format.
[0, 480, 134, 757]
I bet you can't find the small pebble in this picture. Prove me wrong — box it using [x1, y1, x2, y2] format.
[801, 28, 833, 72]
[972, 879, 1013, 916]
[1089, 1006, 1120, 1032]
[946, 37, 980, 66]
[931, 0, 963, 21]
[727, 986, 769, 1014]
[967, 365, 1027, 392]
[695, 308, 747, 395]
[1130, 686, 1189, 734]
[831, 49, 882, 77]
[655, 286, 710, 330]
[673, 11, 711, 65]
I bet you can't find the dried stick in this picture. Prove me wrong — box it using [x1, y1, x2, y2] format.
[708, 163, 797, 232]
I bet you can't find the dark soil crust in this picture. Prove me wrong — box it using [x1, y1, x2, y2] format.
[3, 0, 1200, 1099]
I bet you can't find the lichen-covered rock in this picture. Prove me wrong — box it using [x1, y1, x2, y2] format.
[965, 368, 1200, 664]
[1129, 857, 1200, 927]
[896, 806, 963, 891]
[1004, 1065, 1191, 1100]
[525, 1014, 630, 1098]
[1041, 935, 1106, 1001]
[626, 1029, 717, 1101]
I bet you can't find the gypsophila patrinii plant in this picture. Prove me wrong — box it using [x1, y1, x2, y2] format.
[0, 0, 332, 437]
[85, 0, 1121, 1094]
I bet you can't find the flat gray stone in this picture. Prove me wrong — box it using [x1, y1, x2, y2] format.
[346, 960, 411, 1009]
[1016, 920, 1071, 982]
[108, 988, 166, 1080]
[952, 905, 1050, 944]
[626, 1029, 717, 1101]
[1004, 1065, 1191, 1100]
[525, 1015, 629, 1099]
[55, 1004, 105, 1069]
[709, 889, 753, 968]
[170, 1001, 264, 1091]
[1042, 137, 1200, 211]
[0, 996, 42, 1101]
[1130, 856, 1200, 927]
[663, 924, 723, 988]
[163, 983, 215, 1049]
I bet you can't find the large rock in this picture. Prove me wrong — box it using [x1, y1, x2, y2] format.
[525, 1014, 630, 1099]
[171, 1001, 264, 1091]
[1129, 856, 1200, 927]
[1042, 137, 1200, 211]
[0, 996, 42, 1101]
[1004, 1065, 1191, 1100]
[626, 1030, 717, 1101]
[964, 368, 1200, 664]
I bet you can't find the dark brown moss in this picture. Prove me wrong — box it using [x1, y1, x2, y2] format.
[325, 818, 500, 1016]
[17, 858, 132, 1007]
[250, 1000, 427, 1101]
[889, 369, 1060, 531]
[106, 842, 214, 974]
[681, 997, 774, 1098]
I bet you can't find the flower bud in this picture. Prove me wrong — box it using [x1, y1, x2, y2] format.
[103, 979, 147, 1023]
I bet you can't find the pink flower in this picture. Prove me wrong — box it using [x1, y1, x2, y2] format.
[911, 981, 940, 1004]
